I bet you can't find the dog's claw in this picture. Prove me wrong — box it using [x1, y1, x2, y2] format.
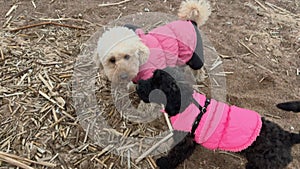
[127, 81, 136, 93]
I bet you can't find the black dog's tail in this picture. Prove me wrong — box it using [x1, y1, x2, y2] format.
[276, 101, 300, 112]
[277, 101, 300, 144]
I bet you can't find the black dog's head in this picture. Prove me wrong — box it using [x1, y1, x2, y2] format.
[136, 67, 194, 116]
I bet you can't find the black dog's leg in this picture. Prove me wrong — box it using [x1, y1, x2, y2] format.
[156, 131, 196, 169]
[240, 118, 300, 169]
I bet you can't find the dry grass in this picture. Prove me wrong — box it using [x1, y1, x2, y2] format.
[1, 0, 299, 169]
[0, 5, 185, 169]
[0, 6, 219, 168]
[0, 19, 92, 168]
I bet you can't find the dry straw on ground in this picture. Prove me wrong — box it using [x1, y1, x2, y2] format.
[1, 0, 299, 169]
[0, 3, 190, 168]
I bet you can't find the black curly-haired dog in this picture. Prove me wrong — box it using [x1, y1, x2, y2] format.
[136, 67, 300, 169]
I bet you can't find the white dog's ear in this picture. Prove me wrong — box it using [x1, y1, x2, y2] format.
[98, 60, 104, 70]
[94, 53, 104, 70]
[135, 44, 150, 65]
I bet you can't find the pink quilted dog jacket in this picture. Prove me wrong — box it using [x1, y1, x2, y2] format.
[170, 92, 262, 152]
[132, 20, 199, 83]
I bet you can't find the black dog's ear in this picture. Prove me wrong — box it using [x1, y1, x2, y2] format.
[153, 69, 163, 78]
[152, 69, 167, 86]
[276, 101, 300, 112]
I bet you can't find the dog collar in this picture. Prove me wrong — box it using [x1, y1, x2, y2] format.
[191, 98, 211, 135]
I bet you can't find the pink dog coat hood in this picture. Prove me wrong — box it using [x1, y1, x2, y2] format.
[170, 92, 262, 152]
[131, 20, 203, 83]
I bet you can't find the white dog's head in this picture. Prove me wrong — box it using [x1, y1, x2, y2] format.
[96, 27, 149, 82]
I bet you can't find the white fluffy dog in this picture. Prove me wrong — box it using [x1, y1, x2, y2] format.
[96, 0, 211, 85]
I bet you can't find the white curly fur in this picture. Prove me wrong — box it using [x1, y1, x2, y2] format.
[178, 0, 211, 26]
[97, 27, 140, 62]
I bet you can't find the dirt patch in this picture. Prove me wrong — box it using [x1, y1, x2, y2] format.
[1, 0, 299, 169]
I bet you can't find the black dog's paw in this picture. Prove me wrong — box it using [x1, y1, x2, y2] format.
[156, 157, 170, 169]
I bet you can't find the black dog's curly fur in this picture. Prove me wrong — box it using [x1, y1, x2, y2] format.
[136, 67, 300, 169]
[136, 67, 194, 116]
[156, 131, 196, 169]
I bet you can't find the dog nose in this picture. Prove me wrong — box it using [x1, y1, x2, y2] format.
[120, 73, 128, 80]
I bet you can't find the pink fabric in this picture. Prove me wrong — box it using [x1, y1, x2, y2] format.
[170, 92, 262, 152]
[132, 20, 197, 83]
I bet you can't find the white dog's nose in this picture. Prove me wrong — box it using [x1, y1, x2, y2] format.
[120, 73, 128, 80]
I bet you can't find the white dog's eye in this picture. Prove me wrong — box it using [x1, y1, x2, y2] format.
[124, 55, 130, 60]
[109, 57, 116, 64]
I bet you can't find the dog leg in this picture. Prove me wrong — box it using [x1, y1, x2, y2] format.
[156, 131, 196, 169]
[127, 81, 136, 93]
[137, 100, 157, 112]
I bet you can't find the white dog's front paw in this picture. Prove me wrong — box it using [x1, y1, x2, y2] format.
[127, 81, 136, 93]
[137, 101, 157, 112]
